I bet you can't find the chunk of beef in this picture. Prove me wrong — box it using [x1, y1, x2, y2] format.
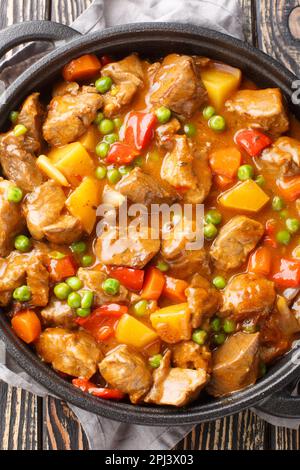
[77, 268, 128, 305]
[115, 168, 178, 205]
[155, 118, 181, 150]
[52, 81, 80, 97]
[145, 350, 207, 407]
[186, 274, 222, 328]
[210, 216, 264, 271]
[43, 85, 102, 146]
[26, 255, 49, 307]
[172, 341, 212, 372]
[221, 273, 276, 322]
[99, 344, 152, 404]
[17, 92, 45, 153]
[0, 132, 44, 192]
[43, 215, 83, 245]
[36, 328, 102, 379]
[225, 88, 289, 138]
[276, 295, 300, 335]
[207, 332, 260, 397]
[23, 180, 66, 240]
[150, 54, 207, 117]
[161, 135, 212, 203]
[95, 225, 160, 269]
[101, 54, 144, 117]
[41, 297, 77, 328]
[0, 179, 25, 256]
[261, 137, 300, 176]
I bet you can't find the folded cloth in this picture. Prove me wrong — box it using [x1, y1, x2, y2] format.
[0, 0, 245, 450]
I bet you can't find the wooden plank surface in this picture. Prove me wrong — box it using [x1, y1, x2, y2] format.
[0, 0, 300, 451]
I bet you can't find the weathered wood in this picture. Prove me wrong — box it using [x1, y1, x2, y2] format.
[269, 426, 300, 450]
[239, 0, 257, 45]
[256, 0, 300, 76]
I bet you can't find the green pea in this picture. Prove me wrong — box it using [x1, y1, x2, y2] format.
[286, 218, 300, 234]
[9, 111, 19, 124]
[203, 106, 216, 120]
[119, 165, 133, 176]
[133, 300, 149, 317]
[14, 124, 27, 137]
[67, 292, 82, 309]
[81, 255, 93, 267]
[279, 209, 289, 220]
[95, 76, 113, 93]
[107, 168, 121, 185]
[66, 277, 83, 291]
[104, 133, 119, 145]
[208, 115, 226, 132]
[205, 209, 222, 225]
[149, 354, 163, 368]
[255, 175, 265, 187]
[276, 230, 291, 246]
[102, 278, 120, 295]
[13, 285, 31, 302]
[204, 223, 218, 240]
[238, 164, 254, 181]
[212, 276, 226, 290]
[184, 123, 196, 137]
[133, 156, 143, 167]
[192, 329, 207, 345]
[213, 332, 226, 345]
[223, 319, 236, 334]
[156, 261, 169, 272]
[94, 112, 104, 125]
[81, 291, 94, 309]
[113, 118, 122, 129]
[71, 241, 87, 254]
[155, 106, 171, 124]
[7, 186, 23, 203]
[211, 317, 221, 332]
[14, 235, 32, 253]
[95, 165, 107, 180]
[49, 251, 66, 260]
[99, 118, 115, 135]
[96, 141, 110, 158]
[76, 308, 91, 318]
[272, 196, 285, 212]
[54, 283, 72, 300]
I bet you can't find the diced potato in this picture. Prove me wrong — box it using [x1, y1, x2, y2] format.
[48, 145, 69, 164]
[219, 180, 269, 213]
[66, 177, 101, 233]
[150, 303, 191, 344]
[36, 155, 69, 186]
[50, 142, 95, 187]
[201, 62, 241, 111]
[115, 314, 158, 348]
[79, 125, 101, 153]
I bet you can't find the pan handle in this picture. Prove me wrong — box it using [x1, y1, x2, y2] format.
[254, 381, 300, 419]
[0, 20, 80, 58]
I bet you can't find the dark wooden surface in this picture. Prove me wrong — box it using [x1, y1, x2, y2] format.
[0, 0, 299, 450]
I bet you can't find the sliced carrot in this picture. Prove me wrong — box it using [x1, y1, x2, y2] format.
[47, 255, 77, 282]
[248, 246, 272, 276]
[62, 54, 101, 82]
[209, 147, 242, 179]
[214, 174, 233, 189]
[277, 176, 300, 201]
[162, 276, 189, 302]
[11, 310, 41, 344]
[141, 267, 165, 300]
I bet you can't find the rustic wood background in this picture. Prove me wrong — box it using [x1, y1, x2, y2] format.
[0, 0, 299, 450]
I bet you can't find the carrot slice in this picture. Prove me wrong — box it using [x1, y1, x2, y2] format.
[141, 267, 165, 300]
[62, 54, 101, 82]
[277, 176, 300, 202]
[162, 276, 189, 302]
[11, 310, 41, 344]
[248, 246, 272, 276]
[209, 147, 242, 179]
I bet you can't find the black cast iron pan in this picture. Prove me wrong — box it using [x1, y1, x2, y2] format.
[0, 20, 299, 425]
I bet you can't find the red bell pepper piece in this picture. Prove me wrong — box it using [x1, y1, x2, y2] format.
[263, 219, 277, 248]
[72, 378, 125, 400]
[47, 255, 77, 282]
[234, 129, 272, 157]
[106, 142, 139, 165]
[101, 55, 113, 66]
[76, 304, 128, 342]
[273, 258, 300, 287]
[108, 267, 144, 291]
[124, 111, 157, 151]
[277, 176, 300, 202]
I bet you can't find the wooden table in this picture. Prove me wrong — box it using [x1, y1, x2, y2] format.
[0, 0, 300, 451]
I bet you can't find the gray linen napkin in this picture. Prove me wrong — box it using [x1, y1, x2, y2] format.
[0, 0, 246, 450]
